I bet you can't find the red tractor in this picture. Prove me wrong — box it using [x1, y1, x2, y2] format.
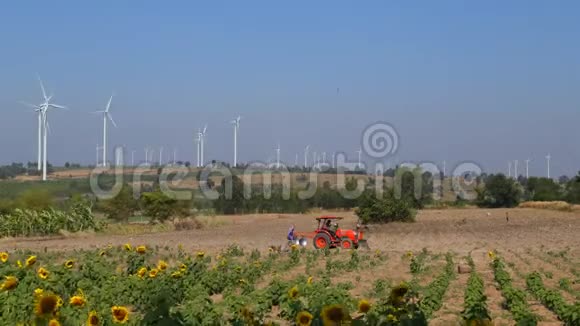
[295, 216, 369, 250]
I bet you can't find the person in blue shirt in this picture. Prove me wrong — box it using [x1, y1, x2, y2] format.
[287, 224, 296, 241]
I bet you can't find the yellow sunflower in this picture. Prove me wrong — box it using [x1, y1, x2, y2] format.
[136, 267, 147, 278]
[26, 255, 37, 267]
[179, 263, 187, 272]
[34, 288, 44, 297]
[123, 243, 132, 251]
[296, 311, 313, 326]
[99, 251, 106, 257]
[196, 251, 205, 258]
[149, 268, 159, 278]
[48, 319, 61, 326]
[1, 276, 18, 291]
[35, 293, 62, 316]
[171, 271, 182, 278]
[37, 267, 50, 280]
[291, 244, 299, 251]
[69, 290, 86, 307]
[0, 252, 8, 263]
[157, 260, 168, 271]
[240, 306, 254, 321]
[136, 245, 146, 254]
[389, 282, 409, 304]
[111, 306, 129, 323]
[321, 304, 349, 325]
[288, 285, 299, 299]
[87, 310, 99, 326]
[487, 250, 496, 260]
[307, 276, 313, 285]
[357, 299, 371, 314]
[64, 260, 74, 269]
[405, 251, 414, 259]
[16, 260, 23, 268]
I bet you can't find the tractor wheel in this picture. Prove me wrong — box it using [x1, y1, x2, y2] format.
[313, 233, 331, 249]
[341, 237, 354, 249]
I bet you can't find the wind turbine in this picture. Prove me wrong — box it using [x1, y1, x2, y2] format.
[356, 148, 362, 169]
[514, 160, 519, 179]
[195, 129, 201, 167]
[508, 161, 512, 178]
[546, 154, 551, 179]
[304, 145, 310, 168]
[144, 147, 149, 165]
[131, 150, 136, 167]
[159, 147, 164, 165]
[93, 94, 116, 167]
[173, 148, 177, 165]
[525, 159, 530, 178]
[96, 144, 102, 167]
[230, 116, 241, 167]
[275, 143, 281, 169]
[200, 125, 207, 166]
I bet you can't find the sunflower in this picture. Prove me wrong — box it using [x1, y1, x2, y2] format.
[87, 310, 100, 326]
[124, 243, 132, 251]
[34, 288, 44, 297]
[37, 267, 50, 280]
[48, 319, 61, 326]
[157, 260, 168, 271]
[136, 245, 146, 254]
[26, 255, 37, 267]
[0, 252, 8, 263]
[64, 260, 74, 269]
[291, 244, 299, 251]
[1, 276, 18, 291]
[321, 304, 349, 325]
[111, 306, 129, 323]
[307, 276, 313, 285]
[374, 249, 381, 257]
[288, 285, 299, 299]
[240, 306, 254, 321]
[405, 251, 414, 259]
[179, 263, 187, 272]
[35, 293, 61, 316]
[296, 311, 313, 326]
[357, 299, 371, 314]
[389, 282, 409, 304]
[99, 251, 106, 257]
[136, 267, 147, 278]
[17, 260, 23, 268]
[149, 268, 159, 278]
[487, 251, 495, 260]
[196, 251, 205, 258]
[171, 271, 182, 278]
[70, 290, 86, 307]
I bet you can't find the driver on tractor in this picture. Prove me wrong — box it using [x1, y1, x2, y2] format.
[323, 219, 339, 239]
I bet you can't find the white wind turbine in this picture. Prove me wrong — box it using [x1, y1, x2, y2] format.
[304, 145, 310, 168]
[508, 161, 512, 178]
[514, 160, 519, 179]
[93, 94, 116, 167]
[546, 154, 551, 179]
[275, 143, 281, 169]
[200, 125, 207, 166]
[230, 116, 241, 167]
[195, 129, 201, 167]
[525, 159, 530, 179]
[356, 148, 362, 169]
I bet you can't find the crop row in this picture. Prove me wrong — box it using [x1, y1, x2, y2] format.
[526, 272, 580, 325]
[461, 256, 492, 324]
[490, 257, 538, 325]
[418, 253, 455, 319]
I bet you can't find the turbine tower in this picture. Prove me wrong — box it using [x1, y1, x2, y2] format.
[275, 143, 281, 169]
[96, 144, 102, 167]
[93, 94, 116, 167]
[546, 154, 551, 179]
[195, 129, 201, 167]
[508, 161, 512, 178]
[230, 116, 241, 167]
[304, 145, 310, 168]
[200, 125, 207, 166]
[131, 150, 136, 167]
[159, 147, 164, 165]
[514, 160, 518, 179]
[356, 148, 362, 169]
[525, 159, 530, 178]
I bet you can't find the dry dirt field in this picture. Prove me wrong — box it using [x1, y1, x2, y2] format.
[2, 207, 579, 325]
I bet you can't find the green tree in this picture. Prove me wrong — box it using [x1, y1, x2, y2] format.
[141, 190, 178, 223]
[476, 174, 522, 208]
[102, 184, 139, 222]
[355, 189, 416, 224]
[524, 177, 562, 201]
[15, 189, 54, 210]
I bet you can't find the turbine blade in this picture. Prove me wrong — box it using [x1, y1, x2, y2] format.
[105, 94, 113, 112]
[49, 104, 68, 110]
[37, 75, 47, 100]
[19, 101, 41, 110]
[107, 113, 117, 127]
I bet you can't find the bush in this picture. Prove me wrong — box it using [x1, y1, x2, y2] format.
[476, 174, 522, 208]
[173, 218, 203, 230]
[102, 184, 139, 222]
[355, 190, 416, 224]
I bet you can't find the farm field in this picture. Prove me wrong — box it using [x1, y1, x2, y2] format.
[1, 208, 579, 325]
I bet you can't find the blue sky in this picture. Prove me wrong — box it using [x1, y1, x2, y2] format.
[0, 1, 579, 176]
